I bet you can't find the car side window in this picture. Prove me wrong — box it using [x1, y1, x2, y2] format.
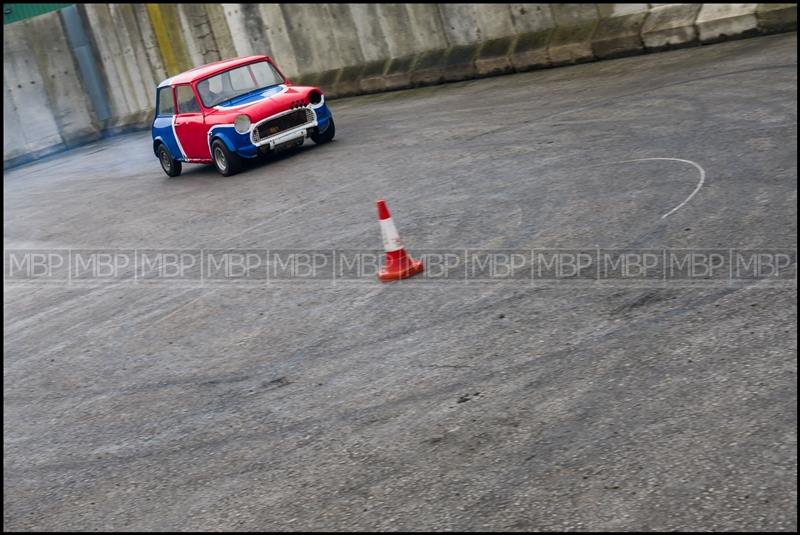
[157, 87, 175, 115]
[176, 85, 201, 114]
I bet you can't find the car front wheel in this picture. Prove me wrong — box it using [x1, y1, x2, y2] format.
[211, 139, 242, 176]
[310, 118, 335, 144]
[158, 144, 182, 177]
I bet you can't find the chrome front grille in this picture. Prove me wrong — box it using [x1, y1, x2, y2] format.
[254, 108, 314, 141]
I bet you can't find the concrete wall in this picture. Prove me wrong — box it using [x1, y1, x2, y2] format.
[3, 11, 97, 163]
[3, 3, 797, 168]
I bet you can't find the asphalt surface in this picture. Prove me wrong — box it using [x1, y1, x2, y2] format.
[4, 33, 798, 531]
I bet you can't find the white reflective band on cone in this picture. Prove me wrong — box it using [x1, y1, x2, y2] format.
[379, 217, 404, 252]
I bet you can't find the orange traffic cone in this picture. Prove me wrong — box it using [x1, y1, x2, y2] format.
[376, 199, 424, 282]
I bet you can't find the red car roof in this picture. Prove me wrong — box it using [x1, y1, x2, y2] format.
[157, 55, 271, 87]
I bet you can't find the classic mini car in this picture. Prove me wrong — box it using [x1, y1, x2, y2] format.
[152, 55, 335, 177]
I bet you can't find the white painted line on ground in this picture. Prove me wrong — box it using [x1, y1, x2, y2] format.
[572, 156, 707, 219]
[616, 157, 707, 219]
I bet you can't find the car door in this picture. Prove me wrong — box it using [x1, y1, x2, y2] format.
[173, 84, 210, 161]
[153, 85, 183, 159]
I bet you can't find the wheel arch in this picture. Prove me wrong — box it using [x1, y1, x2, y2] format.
[152, 136, 180, 159]
[208, 130, 237, 156]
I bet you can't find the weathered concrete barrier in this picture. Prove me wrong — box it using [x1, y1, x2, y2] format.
[548, 4, 599, 65]
[3, 3, 797, 168]
[592, 4, 650, 59]
[756, 3, 798, 33]
[696, 4, 761, 43]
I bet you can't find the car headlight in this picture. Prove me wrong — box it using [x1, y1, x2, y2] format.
[308, 90, 323, 106]
[234, 115, 251, 134]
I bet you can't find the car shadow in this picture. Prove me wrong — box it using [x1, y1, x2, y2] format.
[167, 140, 335, 181]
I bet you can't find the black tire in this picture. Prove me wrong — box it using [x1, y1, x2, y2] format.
[310, 118, 335, 144]
[211, 139, 242, 176]
[157, 143, 182, 177]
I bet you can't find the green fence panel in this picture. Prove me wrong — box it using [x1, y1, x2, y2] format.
[3, 3, 73, 25]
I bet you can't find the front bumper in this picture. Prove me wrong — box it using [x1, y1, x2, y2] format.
[214, 102, 334, 159]
[251, 110, 317, 149]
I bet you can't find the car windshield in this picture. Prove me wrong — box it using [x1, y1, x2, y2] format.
[196, 61, 284, 108]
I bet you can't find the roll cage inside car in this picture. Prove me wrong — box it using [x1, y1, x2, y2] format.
[196, 61, 285, 108]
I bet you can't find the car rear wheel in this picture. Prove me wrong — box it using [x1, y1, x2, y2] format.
[310, 118, 335, 144]
[211, 139, 242, 177]
[158, 144, 182, 177]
